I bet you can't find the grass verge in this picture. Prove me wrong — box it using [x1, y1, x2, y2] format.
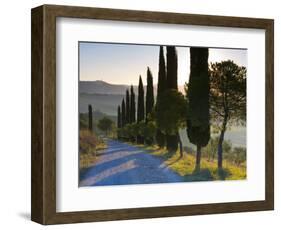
[140, 145, 246, 181]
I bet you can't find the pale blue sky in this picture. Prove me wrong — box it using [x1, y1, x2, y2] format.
[79, 42, 247, 86]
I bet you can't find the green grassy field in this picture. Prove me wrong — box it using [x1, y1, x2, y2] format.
[141, 145, 246, 182]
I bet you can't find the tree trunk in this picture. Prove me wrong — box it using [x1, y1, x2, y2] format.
[156, 129, 165, 148]
[212, 150, 216, 161]
[195, 145, 201, 171]
[178, 131, 183, 158]
[218, 118, 227, 169]
[166, 134, 178, 152]
[137, 135, 144, 144]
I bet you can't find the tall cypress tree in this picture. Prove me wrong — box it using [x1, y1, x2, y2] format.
[129, 85, 136, 142]
[117, 105, 121, 128]
[117, 105, 121, 139]
[130, 85, 136, 123]
[146, 67, 154, 122]
[88, 104, 93, 132]
[187, 47, 210, 171]
[157, 46, 167, 98]
[121, 99, 126, 128]
[145, 67, 155, 144]
[137, 76, 145, 122]
[137, 75, 145, 143]
[155, 46, 166, 147]
[125, 89, 130, 124]
[166, 46, 178, 90]
[166, 46, 179, 151]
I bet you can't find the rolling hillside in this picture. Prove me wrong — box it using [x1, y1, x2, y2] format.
[79, 80, 246, 147]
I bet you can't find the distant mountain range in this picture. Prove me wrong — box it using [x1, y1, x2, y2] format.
[79, 80, 185, 115]
[79, 80, 245, 147]
[80, 80, 136, 95]
[79, 80, 185, 95]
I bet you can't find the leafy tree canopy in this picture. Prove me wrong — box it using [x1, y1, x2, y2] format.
[209, 60, 246, 127]
[97, 117, 114, 135]
[156, 89, 186, 135]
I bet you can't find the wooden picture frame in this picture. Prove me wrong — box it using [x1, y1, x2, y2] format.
[31, 4, 274, 225]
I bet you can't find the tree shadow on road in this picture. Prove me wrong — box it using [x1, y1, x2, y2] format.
[183, 169, 214, 182]
[183, 168, 232, 182]
[217, 168, 231, 180]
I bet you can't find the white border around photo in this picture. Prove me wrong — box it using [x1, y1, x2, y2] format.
[56, 17, 265, 212]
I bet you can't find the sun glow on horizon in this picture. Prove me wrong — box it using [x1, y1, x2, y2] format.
[79, 43, 247, 87]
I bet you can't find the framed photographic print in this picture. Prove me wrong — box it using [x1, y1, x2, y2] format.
[31, 4, 274, 225]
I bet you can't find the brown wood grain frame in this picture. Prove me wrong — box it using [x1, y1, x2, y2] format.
[31, 4, 274, 225]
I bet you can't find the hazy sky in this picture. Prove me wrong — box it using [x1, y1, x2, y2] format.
[79, 42, 247, 86]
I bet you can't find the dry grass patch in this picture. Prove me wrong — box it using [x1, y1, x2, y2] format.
[79, 130, 107, 169]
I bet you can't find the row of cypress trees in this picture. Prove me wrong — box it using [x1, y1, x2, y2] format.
[116, 46, 182, 151]
[117, 46, 210, 170]
[105, 45, 245, 171]
[157, 46, 210, 169]
[155, 46, 179, 151]
[154, 46, 210, 158]
[117, 86, 136, 129]
[117, 67, 155, 144]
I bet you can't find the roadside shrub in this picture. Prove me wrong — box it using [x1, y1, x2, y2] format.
[143, 120, 156, 145]
[203, 137, 232, 162]
[79, 130, 98, 156]
[230, 147, 246, 166]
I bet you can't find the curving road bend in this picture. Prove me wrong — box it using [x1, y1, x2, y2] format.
[79, 139, 183, 186]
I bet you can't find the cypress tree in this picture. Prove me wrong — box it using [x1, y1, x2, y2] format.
[155, 46, 166, 147]
[146, 67, 154, 122]
[166, 46, 178, 90]
[187, 47, 210, 171]
[145, 67, 155, 144]
[117, 105, 121, 139]
[129, 85, 136, 142]
[137, 76, 145, 122]
[137, 75, 145, 144]
[117, 105, 121, 128]
[125, 89, 130, 124]
[130, 85, 136, 123]
[121, 99, 126, 128]
[88, 104, 93, 132]
[157, 46, 167, 98]
[166, 46, 179, 151]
